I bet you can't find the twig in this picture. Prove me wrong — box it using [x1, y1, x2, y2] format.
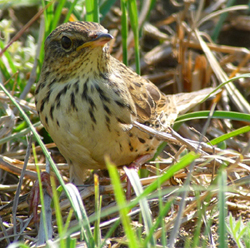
[13, 136, 32, 238]
[37, 159, 53, 245]
[0, 155, 37, 180]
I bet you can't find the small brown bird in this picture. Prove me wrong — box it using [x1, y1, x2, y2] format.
[35, 21, 213, 184]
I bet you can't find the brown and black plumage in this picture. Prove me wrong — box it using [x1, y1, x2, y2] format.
[35, 21, 213, 184]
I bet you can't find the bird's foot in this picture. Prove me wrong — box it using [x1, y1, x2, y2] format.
[28, 172, 53, 222]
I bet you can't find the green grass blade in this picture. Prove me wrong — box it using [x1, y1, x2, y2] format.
[0, 40, 18, 74]
[100, 0, 118, 19]
[93, 0, 100, 22]
[51, 0, 67, 30]
[51, 177, 65, 248]
[158, 176, 167, 247]
[142, 152, 200, 198]
[0, 58, 12, 85]
[211, 0, 236, 41]
[143, 199, 173, 246]
[120, 0, 128, 65]
[63, 208, 74, 234]
[33, 143, 48, 242]
[85, 0, 99, 22]
[106, 158, 139, 248]
[191, 192, 203, 248]
[94, 175, 101, 246]
[43, 0, 54, 35]
[145, 0, 157, 21]
[101, 219, 121, 248]
[64, 0, 79, 23]
[94, 151, 199, 226]
[0, 40, 21, 87]
[40, 1, 53, 64]
[210, 125, 250, 146]
[7, 242, 30, 248]
[66, 236, 77, 248]
[128, 0, 140, 74]
[175, 110, 250, 126]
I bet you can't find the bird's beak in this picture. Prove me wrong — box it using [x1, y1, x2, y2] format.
[77, 32, 113, 51]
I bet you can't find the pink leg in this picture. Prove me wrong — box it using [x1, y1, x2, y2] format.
[125, 153, 154, 200]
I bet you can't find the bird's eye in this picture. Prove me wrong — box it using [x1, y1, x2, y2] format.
[91, 34, 98, 40]
[61, 36, 72, 49]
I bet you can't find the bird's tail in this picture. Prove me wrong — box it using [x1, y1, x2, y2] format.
[174, 87, 218, 114]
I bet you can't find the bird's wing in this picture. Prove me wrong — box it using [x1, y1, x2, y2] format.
[115, 59, 162, 123]
[114, 57, 217, 130]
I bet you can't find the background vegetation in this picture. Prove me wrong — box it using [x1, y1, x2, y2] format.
[0, 0, 250, 247]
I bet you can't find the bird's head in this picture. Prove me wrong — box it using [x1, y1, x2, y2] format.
[44, 21, 113, 59]
[41, 21, 113, 81]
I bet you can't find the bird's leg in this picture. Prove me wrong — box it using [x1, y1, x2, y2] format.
[95, 169, 112, 184]
[125, 153, 154, 200]
[28, 172, 53, 222]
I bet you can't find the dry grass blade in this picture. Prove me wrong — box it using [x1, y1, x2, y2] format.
[197, 5, 249, 28]
[194, 29, 250, 113]
[0, 103, 15, 139]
